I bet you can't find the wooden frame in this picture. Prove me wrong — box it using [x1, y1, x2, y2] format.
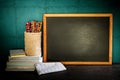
[43, 14, 112, 65]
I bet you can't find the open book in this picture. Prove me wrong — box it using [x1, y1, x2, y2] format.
[34, 62, 67, 75]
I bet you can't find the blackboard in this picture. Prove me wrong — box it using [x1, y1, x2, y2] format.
[43, 14, 112, 65]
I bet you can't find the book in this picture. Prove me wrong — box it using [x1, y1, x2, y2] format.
[6, 64, 35, 68]
[7, 60, 40, 65]
[9, 55, 41, 60]
[10, 55, 26, 58]
[5, 67, 35, 71]
[6, 61, 36, 69]
[35, 62, 67, 75]
[9, 49, 26, 57]
[6, 49, 42, 71]
[8, 56, 43, 62]
[6, 63, 35, 67]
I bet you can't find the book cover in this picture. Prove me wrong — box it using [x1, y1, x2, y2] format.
[10, 49, 25, 56]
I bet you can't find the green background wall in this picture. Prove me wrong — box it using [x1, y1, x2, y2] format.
[0, 0, 120, 70]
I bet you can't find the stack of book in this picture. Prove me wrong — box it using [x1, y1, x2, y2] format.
[6, 49, 42, 71]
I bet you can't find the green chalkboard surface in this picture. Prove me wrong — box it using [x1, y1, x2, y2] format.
[43, 14, 112, 65]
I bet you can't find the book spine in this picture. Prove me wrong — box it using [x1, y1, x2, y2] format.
[6, 63, 35, 67]
[7, 60, 40, 63]
[10, 55, 26, 58]
[6, 67, 35, 71]
[9, 56, 40, 60]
